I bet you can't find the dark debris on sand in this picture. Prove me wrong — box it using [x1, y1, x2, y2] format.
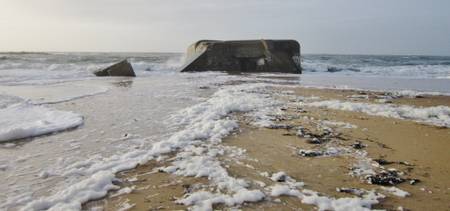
[351, 141, 366, 149]
[365, 170, 405, 186]
[298, 149, 323, 157]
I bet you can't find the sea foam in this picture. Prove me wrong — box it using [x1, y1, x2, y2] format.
[13, 82, 389, 211]
[302, 100, 450, 128]
[0, 95, 83, 142]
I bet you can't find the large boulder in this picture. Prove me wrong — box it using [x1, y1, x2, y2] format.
[94, 60, 136, 77]
[179, 39, 302, 73]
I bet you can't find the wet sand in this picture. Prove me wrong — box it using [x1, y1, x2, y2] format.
[87, 86, 450, 210]
[0, 77, 212, 210]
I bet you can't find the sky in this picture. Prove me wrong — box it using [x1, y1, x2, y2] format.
[1, 0, 450, 55]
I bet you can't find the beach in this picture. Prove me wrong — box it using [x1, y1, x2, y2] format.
[2, 0, 450, 210]
[1, 53, 450, 210]
[83, 85, 450, 211]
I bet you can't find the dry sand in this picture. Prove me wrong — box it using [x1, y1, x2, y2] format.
[86, 87, 450, 211]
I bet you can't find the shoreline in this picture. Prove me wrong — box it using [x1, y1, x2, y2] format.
[86, 85, 450, 210]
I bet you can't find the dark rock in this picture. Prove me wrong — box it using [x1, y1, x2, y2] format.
[183, 184, 193, 194]
[365, 170, 405, 186]
[306, 138, 324, 144]
[336, 187, 365, 196]
[373, 159, 395, 165]
[297, 127, 333, 145]
[94, 60, 136, 77]
[327, 67, 342, 73]
[351, 141, 366, 149]
[112, 178, 123, 186]
[272, 173, 287, 182]
[409, 179, 421, 185]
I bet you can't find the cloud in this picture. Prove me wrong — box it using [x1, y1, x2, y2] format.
[1, 0, 449, 55]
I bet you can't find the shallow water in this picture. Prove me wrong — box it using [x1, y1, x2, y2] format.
[0, 74, 230, 210]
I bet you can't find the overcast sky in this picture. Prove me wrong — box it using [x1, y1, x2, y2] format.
[1, 0, 449, 55]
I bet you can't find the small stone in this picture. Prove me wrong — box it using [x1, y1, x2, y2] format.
[399, 161, 414, 166]
[351, 141, 366, 149]
[298, 149, 323, 157]
[373, 159, 394, 165]
[271, 172, 287, 182]
[336, 187, 365, 196]
[306, 138, 323, 144]
[409, 179, 421, 185]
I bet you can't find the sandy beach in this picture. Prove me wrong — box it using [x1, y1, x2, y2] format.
[83, 84, 450, 211]
[1, 53, 450, 211]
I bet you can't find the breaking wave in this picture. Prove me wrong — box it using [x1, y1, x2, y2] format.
[302, 54, 450, 78]
[0, 53, 185, 85]
[0, 52, 449, 85]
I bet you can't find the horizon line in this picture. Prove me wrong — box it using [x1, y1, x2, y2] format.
[0, 50, 449, 57]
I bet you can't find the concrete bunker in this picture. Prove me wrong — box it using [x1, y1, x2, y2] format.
[94, 59, 136, 77]
[180, 40, 302, 73]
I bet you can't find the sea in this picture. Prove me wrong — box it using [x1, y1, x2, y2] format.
[0, 52, 449, 210]
[1, 52, 449, 91]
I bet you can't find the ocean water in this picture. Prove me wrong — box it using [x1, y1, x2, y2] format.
[0, 52, 183, 85]
[1, 52, 450, 85]
[302, 54, 450, 79]
[0, 52, 449, 210]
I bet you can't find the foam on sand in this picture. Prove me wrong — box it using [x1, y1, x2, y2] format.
[267, 172, 383, 211]
[321, 120, 358, 129]
[21, 171, 118, 211]
[381, 187, 410, 198]
[302, 100, 450, 128]
[0, 95, 83, 142]
[9, 82, 398, 210]
[15, 83, 278, 210]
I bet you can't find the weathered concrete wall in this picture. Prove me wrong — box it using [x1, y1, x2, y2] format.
[180, 40, 302, 73]
[94, 60, 136, 77]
